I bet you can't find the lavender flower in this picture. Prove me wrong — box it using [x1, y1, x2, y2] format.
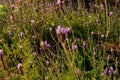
[56, 0, 61, 5]
[0, 49, 3, 56]
[83, 41, 86, 47]
[72, 44, 78, 52]
[101, 69, 107, 77]
[56, 25, 62, 35]
[109, 11, 113, 16]
[109, 66, 114, 75]
[56, 25, 71, 35]
[17, 63, 22, 70]
[11, 5, 15, 10]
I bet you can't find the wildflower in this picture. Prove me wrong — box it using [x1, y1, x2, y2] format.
[109, 11, 113, 16]
[64, 27, 70, 34]
[30, 61, 33, 65]
[56, 25, 62, 35]
[11, 5, 15, 10]
[33, 52, 37, 57]
[0, 49, 3, 56]
[31, 19, 35, 24]
[56, 0, 61, 5]
[56, 25, 71, 35]
[110, 48, 114, 53]
[0, 49, 6, 70]
[109, 66, 114, 75]
[32, 35, 36, 39]
[9, 15, 13, 21]
[41, 41, 48, 47]
[17, 63, 24, 75]
[83, 41, 86, 47]
[17, 63, 22, 70]
[72, 44, 78, 52]
[101, 69, 107, 77]
[46, 60, 50, 65]
[96, 19, 100, 24]
[18, 32, 24, 38]
[91, 31, 94, 35]
[101, 34, 104, 38]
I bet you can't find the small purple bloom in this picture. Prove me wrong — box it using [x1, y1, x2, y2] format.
[56, 0, 61, 5]
[72, 44, 78, 52]
[17, 63, 22, 70]
[0, 49, 3, 56]
[109, 66, 114, 75]
[109, 11, 113, 16]
[56, 25, 62, 35]
[101, 69, 107, 77]
[83, 41, 86, 47]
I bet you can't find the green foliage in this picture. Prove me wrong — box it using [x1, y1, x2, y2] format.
[0, 0, 120, 80]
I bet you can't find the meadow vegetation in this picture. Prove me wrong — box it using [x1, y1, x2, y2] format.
[0, 0, 120, 80]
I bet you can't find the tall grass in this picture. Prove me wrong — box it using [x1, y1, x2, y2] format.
[0, 0, 120, 80]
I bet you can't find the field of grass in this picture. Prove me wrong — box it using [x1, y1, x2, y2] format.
[0, 0, 120, 80]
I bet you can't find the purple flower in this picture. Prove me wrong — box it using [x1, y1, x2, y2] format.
[11, 5, 15, 10]
[56, 0, 61, 5]
[72, 44, 78, 52]
[17, 63, 22, 70]
[83, 41, 86, 47]
[0, 49, 3, 56]
[56, 25, 62, 35]
[109, 66, 114, 75]
[64, 27, 70, 34]
[101, 69, 107, 77]
[109, 11, 113, 16]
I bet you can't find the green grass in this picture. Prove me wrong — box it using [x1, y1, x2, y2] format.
[0, 0, 120, 80]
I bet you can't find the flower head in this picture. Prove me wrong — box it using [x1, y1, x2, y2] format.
[56, 0, 61, 5]
[72, 44, 78, 52]
[56, 25, 62, 35]
[17, 63, 22, 69]
[0, 49, 3, 56]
